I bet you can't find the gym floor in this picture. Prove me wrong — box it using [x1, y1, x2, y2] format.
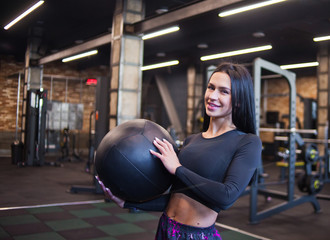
[0, 154, 329, 240]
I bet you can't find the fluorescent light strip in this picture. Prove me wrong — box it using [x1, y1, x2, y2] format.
[4, 0, 45, 30]
[219, 0, 287, 17]
[280, 62, 319, 70]
[200, 45, 272, 61]
[313, 35, 330, 42]
[142, 26, 180, 40]
[62, 50, 98, 63]
[141, 60, 179, 71]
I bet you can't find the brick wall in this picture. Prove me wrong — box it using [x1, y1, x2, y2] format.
[260, 75, 317, 143]
[263, 75, 317, 127]
[0, 56, 24, 132]
[0, 55, 109, 153]
[43, 62, 110, 132]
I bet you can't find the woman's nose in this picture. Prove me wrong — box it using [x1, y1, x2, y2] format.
[209, 90, 219, 99]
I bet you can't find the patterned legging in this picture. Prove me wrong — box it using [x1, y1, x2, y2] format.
[155, 212, 222, 240]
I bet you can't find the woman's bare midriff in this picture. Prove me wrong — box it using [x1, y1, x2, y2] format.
[165, 193, 218, 227]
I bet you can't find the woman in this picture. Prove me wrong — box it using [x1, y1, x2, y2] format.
[96, 62, 262, 240]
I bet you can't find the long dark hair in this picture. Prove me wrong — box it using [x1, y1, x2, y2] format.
[203, 62, 256, 134]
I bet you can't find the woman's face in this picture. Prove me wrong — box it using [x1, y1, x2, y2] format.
[204, 72, 232, 120]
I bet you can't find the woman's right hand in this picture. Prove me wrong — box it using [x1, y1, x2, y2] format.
[95, 176, 125, 208]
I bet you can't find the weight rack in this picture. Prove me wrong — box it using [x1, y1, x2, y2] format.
[248, 58, 321, 223]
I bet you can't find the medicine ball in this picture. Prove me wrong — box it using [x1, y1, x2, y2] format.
[95, 119, 177, 202]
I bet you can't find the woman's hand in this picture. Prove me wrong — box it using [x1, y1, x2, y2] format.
[150, 137, 181, 175]
[95, 176, 125, 208]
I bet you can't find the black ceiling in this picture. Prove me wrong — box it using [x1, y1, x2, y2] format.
[1, 0, 330, 74]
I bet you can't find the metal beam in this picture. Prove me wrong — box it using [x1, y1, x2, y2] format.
[131, 0, 243, 34]
[39, 33, 112, 65]
[39, 0, 242, 64]
[155, 75, 183, 139]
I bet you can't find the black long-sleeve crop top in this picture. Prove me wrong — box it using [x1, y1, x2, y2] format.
[124, 129, 262, 213]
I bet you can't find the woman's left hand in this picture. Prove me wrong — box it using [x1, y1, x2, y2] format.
[150, 137, 181, 175]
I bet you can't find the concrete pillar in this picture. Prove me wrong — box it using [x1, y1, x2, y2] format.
[186, 67, 195, 135]
[109, 0, 144, 129]
[186, 66, 204, 135]
[317, 43, 330, 153]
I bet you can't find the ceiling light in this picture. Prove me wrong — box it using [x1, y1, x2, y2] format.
[75, 40, 84, 44]
[62, 50, 98, 63]
[156, 52, 166, 57]
[155, 7, 168, 14]
[141, 60, 179, 71]
[280, 62, 319, 70]
[4, 0, 45, 30]
[197, 43, 209, 49]
[142, 26, 180, 40]
[252, 31, 266, 38]
[219, 0, 288, 17]
[313, 35, 330, 42]
[200, 45, 272, 61]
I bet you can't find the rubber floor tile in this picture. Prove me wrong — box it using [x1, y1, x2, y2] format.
[115, 231, 157, 240]
[61, 204, 96, 211]
[34, 210, 75, 221]
[0, 226, 10, 239]
[220, 230, 259, 240]
[69, 208, 110, 218]
[98, 222, 145, 236]
[45, 218, 92, 231]
[0, 209, 28, 217]
[134, 219, 160, 231]
[58, 226, 108, 240]
[13, 231, 65, 240]
[2, 222, 52, 236]
[103, 205, 128, 215]
[85, 237, 117, 240]
[0, 202, 268, 240]
[0, 215, 39, 226]
[83, 214, 125, 226]
[26, 206, 63, 214]
[92, 202, 116, 209]
[116, 212, 159, 222]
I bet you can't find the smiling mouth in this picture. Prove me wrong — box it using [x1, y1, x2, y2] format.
[208, 102, 220, 107]
[207, 102, 221, 109]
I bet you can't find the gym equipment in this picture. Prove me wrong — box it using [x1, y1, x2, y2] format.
[70, 76, 109, 195]
[297, 143, 324, 195]
[259, 127, 317, 135]
[59, 128, 70, 160]
[58, 128, 83, 162]
[11, 72, 24, 165]
[95, 119, 177, 202]
[309, 123, 330, 201]
[275, 136, 330, 144]
[302, 143, 319, 164]
[275, 132, 328, 197]
[85, 111, 96, 173]
[298, 174, 324, 195]
[23, 89, 48, 166]
[276, 147, 304, 181]
[248, 58, 321, 224]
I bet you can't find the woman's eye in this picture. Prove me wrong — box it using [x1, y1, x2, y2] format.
[207, 85, 214, 90]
